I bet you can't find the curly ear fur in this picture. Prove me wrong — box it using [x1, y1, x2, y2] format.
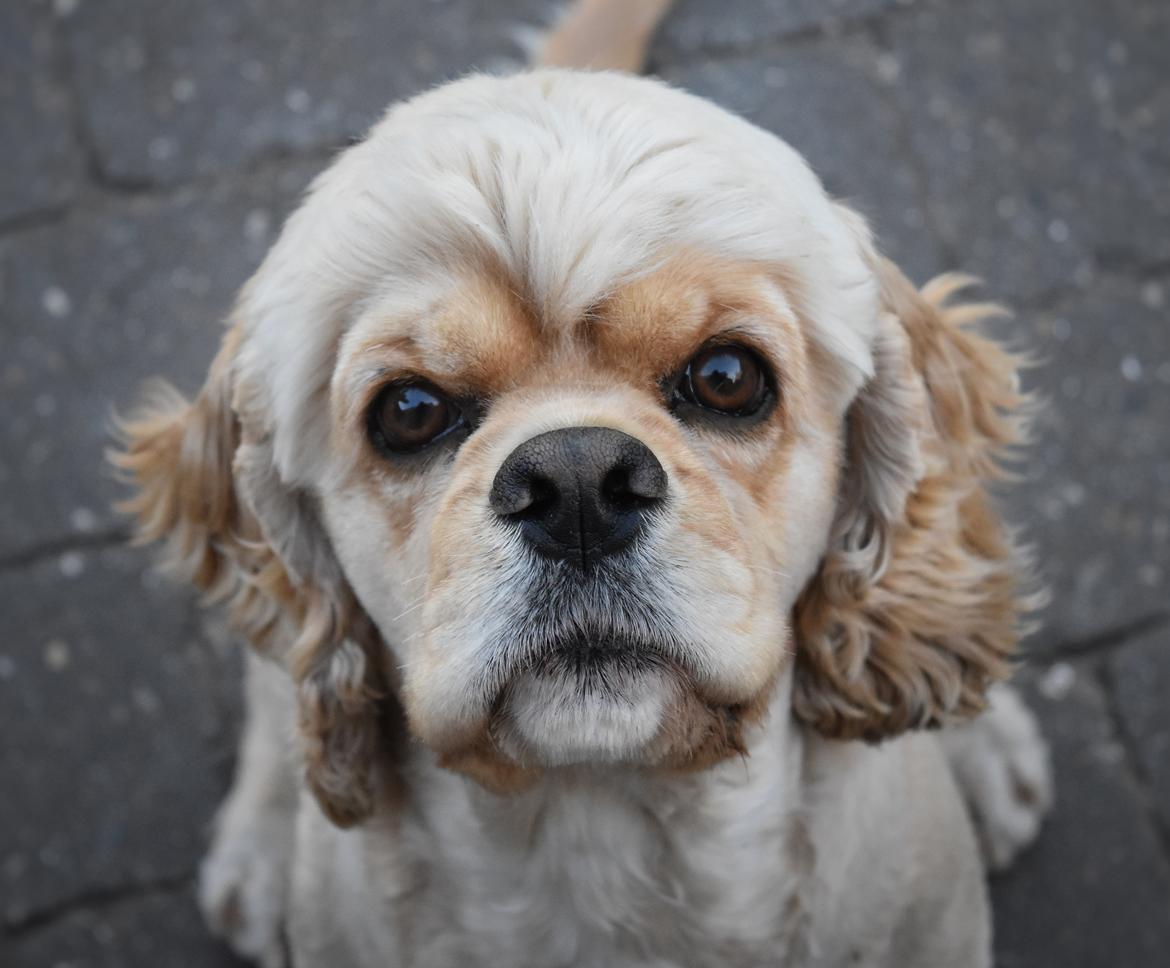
[290, 602, 390, 827]
[793, 257, 1037, 742]
[111, 326, 389, 827]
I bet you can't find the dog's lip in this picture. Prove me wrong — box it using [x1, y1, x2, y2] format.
[519, 632, 674, 677]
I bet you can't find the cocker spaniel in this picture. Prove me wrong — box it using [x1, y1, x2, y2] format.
[114, 2, 1052, 964]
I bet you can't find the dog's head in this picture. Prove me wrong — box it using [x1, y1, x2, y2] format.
[114, 71, 1032, 825]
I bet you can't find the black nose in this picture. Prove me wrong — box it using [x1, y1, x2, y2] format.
[489, 427, 668, 567]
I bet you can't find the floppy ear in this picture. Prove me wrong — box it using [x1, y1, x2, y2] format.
[112, 325, 390, 827]
[792, 243, 1036, 742]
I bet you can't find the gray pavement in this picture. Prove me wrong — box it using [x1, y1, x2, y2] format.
[1, 0, 1168, 964]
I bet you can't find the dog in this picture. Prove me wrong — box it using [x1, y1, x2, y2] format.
[113, 2, 1052, 964]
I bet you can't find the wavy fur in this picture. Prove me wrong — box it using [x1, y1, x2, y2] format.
[792, 262, 1038, 741]
[111, 328, 387, 827]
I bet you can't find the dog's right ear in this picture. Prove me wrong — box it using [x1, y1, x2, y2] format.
[111, 324, 389, 828]
[113, 328, 260, 626]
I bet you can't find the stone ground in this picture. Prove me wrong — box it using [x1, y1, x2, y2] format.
[1, 0, 1168, 963]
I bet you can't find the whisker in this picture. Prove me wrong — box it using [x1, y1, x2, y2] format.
[735, 562, 792, 580]
[390, 598, 430, 623]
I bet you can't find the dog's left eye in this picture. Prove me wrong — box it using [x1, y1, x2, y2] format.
[368, 381, 465, 454]
[672, 343, 772, 419]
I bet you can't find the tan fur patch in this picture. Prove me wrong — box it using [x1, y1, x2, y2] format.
[536, 0, 674, 73]
[648, 670, 779, 775]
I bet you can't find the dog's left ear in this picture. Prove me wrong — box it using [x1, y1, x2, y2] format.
[792, 211, 1036, 742]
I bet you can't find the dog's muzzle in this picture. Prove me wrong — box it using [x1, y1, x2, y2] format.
[488, 426, 668, 568]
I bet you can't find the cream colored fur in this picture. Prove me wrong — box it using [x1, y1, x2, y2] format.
[203, 658, 1047, 967]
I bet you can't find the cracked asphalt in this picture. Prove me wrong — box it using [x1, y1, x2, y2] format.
[2, 0, 1168, 964]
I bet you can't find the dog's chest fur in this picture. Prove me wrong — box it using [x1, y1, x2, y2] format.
[294, 713, 814, 967]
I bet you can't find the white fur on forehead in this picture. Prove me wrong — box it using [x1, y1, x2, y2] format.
[236, 69, 879, 485]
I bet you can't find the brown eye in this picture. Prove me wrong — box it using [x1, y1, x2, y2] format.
[368, 381, 464, 454]
[676, 344, 771, 418]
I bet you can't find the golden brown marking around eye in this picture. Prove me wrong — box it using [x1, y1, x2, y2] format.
[421, 272, 544, 393]
[581, 252, 824, 517]
[334, 268, 555, 494]
[588, 252, 795, 385]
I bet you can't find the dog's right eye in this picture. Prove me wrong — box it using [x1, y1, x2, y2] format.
[367, 381, 466, 454]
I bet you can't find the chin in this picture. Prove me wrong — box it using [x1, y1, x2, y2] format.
[491, 643, 679, 767]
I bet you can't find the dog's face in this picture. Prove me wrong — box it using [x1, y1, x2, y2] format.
[118, 71, 1030, 823]
[327, 254, 845, 777]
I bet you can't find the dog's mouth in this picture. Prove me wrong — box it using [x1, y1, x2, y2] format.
[520, 632, 673, 688]
[423, 562, 768, 776]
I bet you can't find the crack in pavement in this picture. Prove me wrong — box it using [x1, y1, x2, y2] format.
[864, 17, 959, 271]
[50, 0, 115, 208]
[0, 204, 71, 236]
[0, 527, 131, 575]
[1094, 660, 1170, 873]
[1030, 611, 1170, 661]
[648, 3, 911, 72]
[0, 142, 339, 245]
[2, 871, 195, 939]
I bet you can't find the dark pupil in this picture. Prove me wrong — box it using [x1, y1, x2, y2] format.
[693, 350, 755, 410]
[386, 386, 446, 442]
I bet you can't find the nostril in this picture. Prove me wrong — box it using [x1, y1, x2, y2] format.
[613, 447, 669, 505]
[513, 474, 558, 521]
[489, 469, 559, 519]
[601, 465, 631, 502]
[601, 465, 658, 511]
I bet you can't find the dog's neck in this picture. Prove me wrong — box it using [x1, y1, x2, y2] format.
[380, 672, 814, 964]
